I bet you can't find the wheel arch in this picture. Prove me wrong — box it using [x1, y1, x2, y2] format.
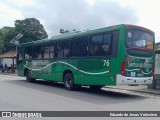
[63, 69, 73, 81]
[24, 68, 29, 77]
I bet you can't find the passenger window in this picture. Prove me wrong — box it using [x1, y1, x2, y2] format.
[50, 44, 55, 58]
[89, 33, 112, 56]
[89, 35, 103, 56]
[57, 42, 64, 58]
[33, 45, 43, 59]
[25, 47, 32, 59]
[102, 34, 112, 55]
[71, 37, 88, 57]
[57, 41, 70, 58]
[44, 45, 50, 59]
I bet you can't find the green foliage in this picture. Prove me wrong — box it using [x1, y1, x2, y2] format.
[0, 29, 4, 53]
[0, 18, 48, 53]
[0, 27, 16, 53]
[15, 18, 48, 43]
[0, 40, 3, 54]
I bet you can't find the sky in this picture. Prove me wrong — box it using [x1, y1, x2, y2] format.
[0, 0, 159, 42]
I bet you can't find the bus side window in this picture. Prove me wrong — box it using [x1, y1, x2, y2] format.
[49, 44, 55, 58]
[44, 45, 50, 59]
[57, 42, 63, 58]
[71, 39, 79, 57]
[25, 47, 32, 59]
[63, 41, 70, 58]
[89, 35, 103, 56]
[71, 37, 88, 57]
[57, 41, 70, 58]
[89, 33, 112, 56]
[33, 45, 43, 59]
[102, 34, 112, 55]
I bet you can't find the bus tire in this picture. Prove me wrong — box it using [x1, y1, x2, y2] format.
[89, 85, 103, 90]
[64, 73, 75, 90]
[26, 70, 36, 83]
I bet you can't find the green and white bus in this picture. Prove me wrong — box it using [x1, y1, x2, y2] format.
[17, 24, 155, 90]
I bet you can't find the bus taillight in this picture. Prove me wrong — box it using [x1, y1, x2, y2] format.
[140, 68, 142, 73]
[121, 61, 126, 76]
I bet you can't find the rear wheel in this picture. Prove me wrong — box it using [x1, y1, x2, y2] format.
[26, 70, 36, 83]
[64, 73, 75, 90]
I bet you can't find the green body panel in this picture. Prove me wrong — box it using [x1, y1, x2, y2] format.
[21, 57, 118, 85]
[17, 24, 155, 86]
[125, 56, 154, 77]
[17, 61, 25, 76]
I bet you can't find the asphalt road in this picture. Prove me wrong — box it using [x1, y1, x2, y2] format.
[0, 74, 160, 120]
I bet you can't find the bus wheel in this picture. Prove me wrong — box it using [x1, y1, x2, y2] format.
[64, 73, 74, 90]
[89, 85, 103, 90]
[26, 70, 36, 83]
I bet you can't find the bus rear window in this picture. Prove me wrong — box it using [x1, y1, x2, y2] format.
[126, 29, 154, 50]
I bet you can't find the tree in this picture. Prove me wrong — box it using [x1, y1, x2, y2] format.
[0, 27, 16, 53]
[0, 39, 3, 54]
[15, 18, 48, 43]
[0, 18, 48, 53]
[0, 29, 4, 53]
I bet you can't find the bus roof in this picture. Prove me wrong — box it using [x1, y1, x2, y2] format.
[17, 24, 153, 47]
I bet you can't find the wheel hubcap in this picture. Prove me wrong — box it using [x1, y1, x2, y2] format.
[26, 71, 30, 80]
[66, 77, 72, 88]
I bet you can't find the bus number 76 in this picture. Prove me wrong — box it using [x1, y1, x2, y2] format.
[103, 60, 110, 66]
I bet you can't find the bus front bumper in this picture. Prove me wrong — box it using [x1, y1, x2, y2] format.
[116, 74, 153, 85]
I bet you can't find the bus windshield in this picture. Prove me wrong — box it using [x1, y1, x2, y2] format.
[126, 28, 154, 57]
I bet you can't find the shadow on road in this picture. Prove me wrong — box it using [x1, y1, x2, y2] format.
[5, 79, 146, 105]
